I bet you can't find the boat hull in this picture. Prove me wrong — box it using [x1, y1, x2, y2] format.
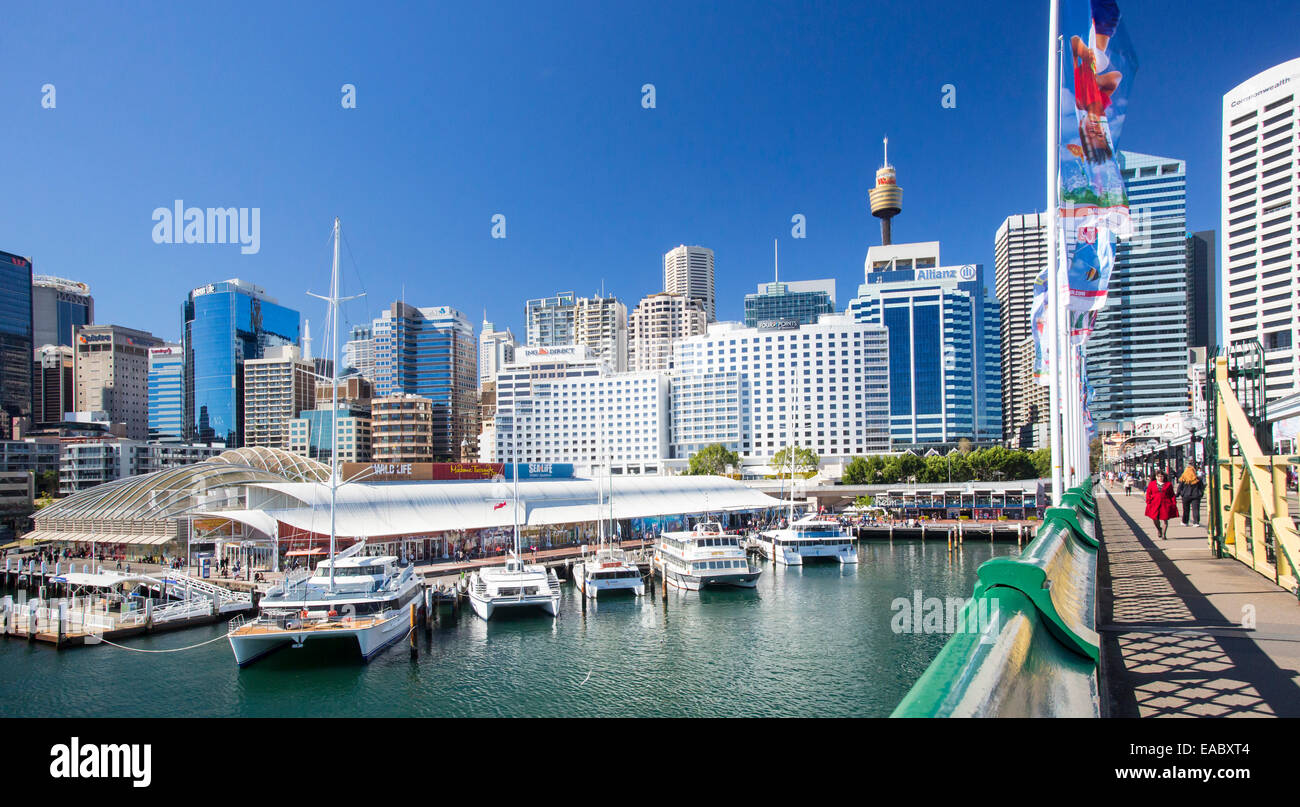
[573, 562, 645, 598]
[660, 565, 760, 591]
[764, 542, 858, 566]
[468, 590, 560, 619]
[228, 607, 413, 667]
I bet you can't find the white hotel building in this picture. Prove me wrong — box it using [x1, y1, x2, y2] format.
[1222, 58, 1300, 401]
[670, 314, 891, 463]
[486, 345, 670, 474]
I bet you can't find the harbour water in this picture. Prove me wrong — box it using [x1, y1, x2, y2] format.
[0, 541, 1014, 717]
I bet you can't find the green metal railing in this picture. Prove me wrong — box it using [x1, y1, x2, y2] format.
[891, 478, 1100, 718]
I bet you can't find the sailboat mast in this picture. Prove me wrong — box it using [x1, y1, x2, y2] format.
[328, 218, 341, 592]
[513, 401, 520, 557]
[789, 371, 797, 525]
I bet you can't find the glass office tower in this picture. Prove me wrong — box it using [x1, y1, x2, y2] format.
[182, 280, 300, 447]
[743, 280, 836, 328]
[0, 250, 34, 423]
[148, 344, 184, 442]
[848, 242, 1001, 445]
[31, 276, 94, 349]
[372, 301, 478, 460]
[1085, 151, 1189, 428]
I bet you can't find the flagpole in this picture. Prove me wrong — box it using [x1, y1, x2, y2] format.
[1045, 0, 1064, 506]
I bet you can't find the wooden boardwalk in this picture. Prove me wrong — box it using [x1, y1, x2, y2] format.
[1097, 484, 1300, 717]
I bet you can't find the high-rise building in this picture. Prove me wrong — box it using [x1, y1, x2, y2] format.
[1186, 231, 1217, 351]
[31, 275, 93, 349]
[0, 250, 34, 426]
[670, 315, 891, 462]
[663, 245, 716, 322]
[342, 324, 375, 381]
[489, 345, 670, 473]
[289, 379, 373, 465]
[371, 393, 434, 463]
[372, 302, 478, 460]
[1010, 337, 1049, 450]
[1221, 59, 1300, 401]
[995, 213, 1048, 447]
[1086, 151, 1189, 427]
[478, 319, 518, 387]
[147, 344, 184, 443]
[743, 280, 836, 328]
[525, 292, 577, 347]
[847, 242, 1001, 445]
[243, 345, 315, 450]
[32, 344, 74, 426]
[573, 294, 628, 372]
[74, 323, 164, 441]
[182, 279, 300, 447]
[628, 292, 707, 373]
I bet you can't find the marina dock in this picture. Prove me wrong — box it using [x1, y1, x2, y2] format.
[1, 558, 255, 647]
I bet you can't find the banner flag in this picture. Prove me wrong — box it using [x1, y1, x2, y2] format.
[1058, 0, 1137, 330]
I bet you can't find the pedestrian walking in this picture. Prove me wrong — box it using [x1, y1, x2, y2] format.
[1123, 474, 1133, 496]
[1145, 469, 1178, 541]
[1177, 464, 1204, 528]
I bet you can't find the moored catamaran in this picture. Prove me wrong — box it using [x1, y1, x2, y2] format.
[227, 218, 422, 666]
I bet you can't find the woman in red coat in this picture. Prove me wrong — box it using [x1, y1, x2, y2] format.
[1144, 469, 1179, 540]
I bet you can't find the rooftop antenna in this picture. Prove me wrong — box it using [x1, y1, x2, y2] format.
[302, 318, 313, 361]
[774, 238, 779, 284]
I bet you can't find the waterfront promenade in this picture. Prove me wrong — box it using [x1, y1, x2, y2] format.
[1097, 484, 1300, 717]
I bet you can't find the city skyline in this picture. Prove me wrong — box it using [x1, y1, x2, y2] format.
[4, 2, 1295, 347]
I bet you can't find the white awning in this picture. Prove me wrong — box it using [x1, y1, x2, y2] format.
[245, 476, 783, 538]
[191, 509, 280, 539]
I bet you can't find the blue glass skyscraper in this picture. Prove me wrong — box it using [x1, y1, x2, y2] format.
[848, 242, 1001, 445]
[182, 279, 300, 447]
[0, 250, 34, 423]
[372, 301, 478, 459]
[1085, 151, 1189, 427]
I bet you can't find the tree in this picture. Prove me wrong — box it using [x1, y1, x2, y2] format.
[1089, 436, 1103, 471]
[686, 444, 740, 476]
[36, 470, 59, 497]
[853, 494, 874, 509]
[841, 456, 869, 485]
[957, 437, 973, 454]
[1030, 448, 1052, 479]
[772, 446, 820, 476]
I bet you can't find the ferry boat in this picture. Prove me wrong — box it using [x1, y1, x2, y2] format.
[653, 522, 761, 591]
[227, 545, 422, 665]
[759, 513, 858, 566]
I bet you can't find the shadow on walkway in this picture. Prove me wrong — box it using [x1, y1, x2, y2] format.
[1097, 487, 1300, 717]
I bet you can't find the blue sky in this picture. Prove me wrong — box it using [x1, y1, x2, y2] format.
[3, 0, 1297, 345]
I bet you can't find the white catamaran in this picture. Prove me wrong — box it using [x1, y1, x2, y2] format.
[758, 372, 858, 566]
[467, 411, 561, 619]
[227, 218, 423, 666]
[573, 446, 644, 598]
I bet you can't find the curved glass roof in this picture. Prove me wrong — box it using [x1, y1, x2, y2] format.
[209, 447, 329, 481]
[37, 447, 330, 523]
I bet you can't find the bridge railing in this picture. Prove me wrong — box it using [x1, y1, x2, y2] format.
[1208, 355, 1300, 596]
[891, 478, 1100, 718]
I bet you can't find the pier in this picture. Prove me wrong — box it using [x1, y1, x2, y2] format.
[1, 559, 255, 648]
